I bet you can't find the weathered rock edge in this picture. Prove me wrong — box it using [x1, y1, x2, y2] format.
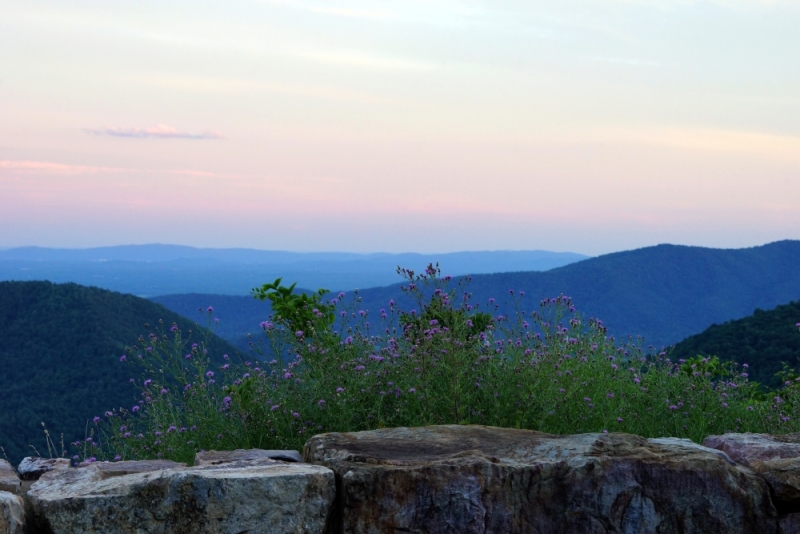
[305, 424, 778, 534]
[26, 453, 335, 534]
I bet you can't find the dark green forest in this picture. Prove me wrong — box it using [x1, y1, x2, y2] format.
[0, 281, 240, 465]
[670, 300, 800, 389]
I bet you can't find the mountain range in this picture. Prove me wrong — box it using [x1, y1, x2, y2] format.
[152, 240, 800, 351]
[0, 245, 588, 297]
[671, 300, 800, 388]
[0, 281, 241, 465]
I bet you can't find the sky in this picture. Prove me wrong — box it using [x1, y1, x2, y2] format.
[1, 0, 799, 255]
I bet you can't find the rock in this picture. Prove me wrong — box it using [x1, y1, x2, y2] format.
[17, 458, 69, 481]
[195, 449, 303, 466]
[85, 459, 186, 477]
[704, 433, 800, 513]
[0, 462, 19, 494]
[304, 425, 777, 534]
[0, 491, 25, 534]
[27, 457, 334, 533]
[703, 433, 800, 465]
[780, 512, 800, 533]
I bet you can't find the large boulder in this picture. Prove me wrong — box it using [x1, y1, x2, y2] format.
[0, 462, 19, 495]
[704, 433, 800, 515]
[0, 491, 24, 534]
[304, 425, 777, 534]
[27, 455, 335, 533]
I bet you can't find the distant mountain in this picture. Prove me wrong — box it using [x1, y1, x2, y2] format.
[670, 301, 800, 388]
[0, 245, 588, 296]
[152, 241, 800, 358]
[0, 281, 241, 465]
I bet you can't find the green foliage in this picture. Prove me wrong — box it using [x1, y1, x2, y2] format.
[97, 269, 800, 465]
[252, 278, 334, 339]
[0, 281, 240, 465]
[671, 300, 800, 388]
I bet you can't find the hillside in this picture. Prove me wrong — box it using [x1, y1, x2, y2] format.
[0, 245, 587, 296]
[0, 281, 241, 465]
[152, 241, 800, 356]
[670, 301, 800, 388]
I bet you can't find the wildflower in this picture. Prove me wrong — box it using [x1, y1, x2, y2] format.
[160, 388, 168, 395]
[119, 355, 127, 362]
[409, 388, 416, 393]
[143, 379, 152, 387]
[132, 406, 140, 412]
[336, 387, 344, 393]
[669, 405, 678, 411]
[295, 331, 304, 338]
[270, 405, 280, 411]
[92, 416, 100, 424]
[292, 412, 300, 418]
[617, 418, 623, 423]
[206, 371, 214, 378]
[318, 399, 326, 406]
[747, 406, 754, 411]
[207, 306, 214, 313]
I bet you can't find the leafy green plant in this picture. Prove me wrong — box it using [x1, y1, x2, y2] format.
[95, 268, 800, 465]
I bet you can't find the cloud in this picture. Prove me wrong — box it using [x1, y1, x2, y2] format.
[84, 124, 224, 139]
[295, 50, 437, 71]
[0, 160, 124, 175]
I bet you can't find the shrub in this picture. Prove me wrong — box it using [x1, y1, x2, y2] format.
[96, 266, 800, 464]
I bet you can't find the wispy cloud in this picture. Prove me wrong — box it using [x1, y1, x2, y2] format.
[84, 124, 224, 139]
[0, 160, 124, 175]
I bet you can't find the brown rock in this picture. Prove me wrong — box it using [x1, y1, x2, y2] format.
[16, 457, 69, 481]
[305, 425, 777, 534]
[195, 449, 302, 466]
[0, 461, 19, 494]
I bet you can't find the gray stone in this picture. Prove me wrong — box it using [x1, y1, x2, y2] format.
[305, 425, 778, 534]
[27, 457, 334, 533]
[0, 492, 24, 534]
[703, 433, 800, 465]
[17, 458, 69, 481]
[704, 433, 800, 513]
[195, 448, 303, 466]
[86, 459, 186, 477]
[0, 462, 19, 495]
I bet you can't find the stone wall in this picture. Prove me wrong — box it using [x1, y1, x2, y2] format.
[3, 426, 800, 533]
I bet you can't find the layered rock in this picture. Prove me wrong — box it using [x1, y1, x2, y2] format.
[704, 433, 800, 518]
[0, 462, 19, 495]
[305, 425, 777, 534]
[0, 491, 24, 534]
[27, 453, 335, 534]
[195, 449, 302, 466]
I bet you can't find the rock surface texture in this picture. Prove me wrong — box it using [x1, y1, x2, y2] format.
[704, 433, 800, 524]
[0, 462, 19, 495]
[196, 449, 303, 465]
[0, 491, 24, 534]
[304, 425, 778, 534]
[26, 452, 335, 534]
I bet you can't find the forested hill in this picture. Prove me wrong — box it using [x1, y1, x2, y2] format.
[153, 240, 800, 354]
[0, 281, 240, 465]
[670, 301, 800, 388]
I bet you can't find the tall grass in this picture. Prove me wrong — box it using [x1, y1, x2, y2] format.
[95, 265, 800, 464]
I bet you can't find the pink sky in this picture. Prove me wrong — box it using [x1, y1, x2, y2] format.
[1, 1, 799, 254]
